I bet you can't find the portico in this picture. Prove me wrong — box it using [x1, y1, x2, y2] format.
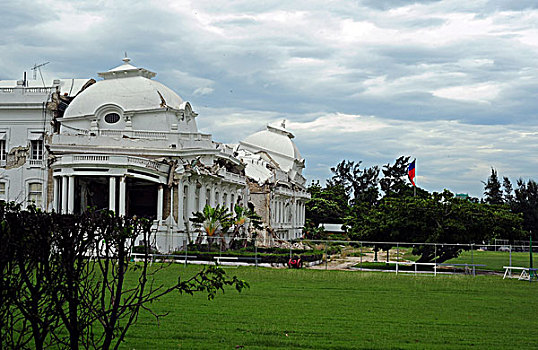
[51, 154, 169, 220]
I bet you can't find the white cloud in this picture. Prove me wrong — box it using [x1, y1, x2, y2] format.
[432, 82, 502, 103]
[192, 87, 214, 96]
[2, 0, 538, 198]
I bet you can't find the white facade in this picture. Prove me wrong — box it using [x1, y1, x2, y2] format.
[0, 78, 88, 209]
[0, 59, 309, 251]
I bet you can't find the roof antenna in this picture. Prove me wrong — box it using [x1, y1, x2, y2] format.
[31, 62, 50, 87]
[281, 119, 286, 128]
[123, 51, 130, 64]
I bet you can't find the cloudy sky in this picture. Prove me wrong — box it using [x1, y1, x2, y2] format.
[2, 0, 538, 197]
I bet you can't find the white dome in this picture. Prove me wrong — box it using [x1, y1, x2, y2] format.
[64, 59, 184, 118]
[240, 122, 303, 172]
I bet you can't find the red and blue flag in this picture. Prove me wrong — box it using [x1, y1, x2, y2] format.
[408, 160, 416, 187]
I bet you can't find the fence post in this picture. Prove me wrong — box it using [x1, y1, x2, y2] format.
[396, 242, 399, 275]
[360, 242, 363, 269]
[184, 238, 188, 267]
[325, 242, 328, 270]
[471, 243, 475, 276]
[289, 239, 292, 260]
[219, 236, 222, 261]
[509, 245, 512, 278]
[255, 238, 258, 268]
[434, 244, 437, 276]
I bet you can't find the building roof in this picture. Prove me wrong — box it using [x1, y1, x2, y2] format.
[63, 58, 184, 118]
[320, 223, 345, 233]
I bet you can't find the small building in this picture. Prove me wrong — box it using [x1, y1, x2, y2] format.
[320, 223, 345, 235]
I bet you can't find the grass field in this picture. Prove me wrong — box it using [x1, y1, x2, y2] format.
[446, 250, 532, 271]
[122, 265, 538, 349]
[354, 250, 532, 272]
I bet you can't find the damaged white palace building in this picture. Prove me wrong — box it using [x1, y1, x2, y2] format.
[0, 58, 309, 251]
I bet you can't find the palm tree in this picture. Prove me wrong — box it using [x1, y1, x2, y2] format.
[190, 205, 232, 250]
[229, 205, 263, 249]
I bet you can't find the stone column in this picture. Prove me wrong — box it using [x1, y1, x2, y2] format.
[61, 176, 68, 213]
[170, 185, 174, 221]
[119, 177, 126, 216]
[109, 176, 116, 212]
[157, 184, 164, 221]
[52, 176, 59, 212]
[178, 181, 185, 229]
[67, 176, 75, 214]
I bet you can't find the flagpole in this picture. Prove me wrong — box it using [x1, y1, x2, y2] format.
[413, 159, 416, 197]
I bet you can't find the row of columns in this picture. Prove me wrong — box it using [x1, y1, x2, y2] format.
[175, 180, 244, 231]
[54, 175, 164, 220]
[271, 196, 306, 230]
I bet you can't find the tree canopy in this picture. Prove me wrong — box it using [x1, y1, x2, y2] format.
[305, 158, 529, 263]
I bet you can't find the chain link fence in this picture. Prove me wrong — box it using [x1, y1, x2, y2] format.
[132, 234, 537, 277]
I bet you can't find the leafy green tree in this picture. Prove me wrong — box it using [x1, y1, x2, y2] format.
[305, 181, 349, 227]
[483, 168, 503, 204]
[513, 179, 538, 237]
[0, 204, 249, 350]
[503, 176, 514, 204]
[379, 156, 413, 197]
[346, 190, 524, 263]
[329, 160, 380, 206]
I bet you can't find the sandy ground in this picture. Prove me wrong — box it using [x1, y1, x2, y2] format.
[308, 249, 390, 270]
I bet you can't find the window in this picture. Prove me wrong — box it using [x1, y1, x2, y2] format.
[104, 113, 120, 124]
[27, 182, 42, 206]
[0, 140, 5, 161]
[194, 186, 200, 212]
[30, 140, 43, 160]
[230, 194, 235, 212]
[206, 188, 211, 207]
[0, 182, 5, 199]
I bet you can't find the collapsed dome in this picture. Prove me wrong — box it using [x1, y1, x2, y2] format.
[240, 122, 303, 172]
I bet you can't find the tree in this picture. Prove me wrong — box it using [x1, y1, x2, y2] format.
[379, 156, 416, 197]
[503, 176, 514, 204]
[190, 204, 232, 249]
[483, 168, 503, 205]
[0, 204, 248, 350]
[305, 181, 349, 227]
[0, 203, 59, 350]
[346, 190, 524, 263]
[512, 179, 538, 237]
[229, 204, 263, 248]
[329, 160, 380, 206]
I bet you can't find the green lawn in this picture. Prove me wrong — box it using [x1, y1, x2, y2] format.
[356, 249, 533, 272]
[446, 250, 532, 271]
[122, 265, 538, 349]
